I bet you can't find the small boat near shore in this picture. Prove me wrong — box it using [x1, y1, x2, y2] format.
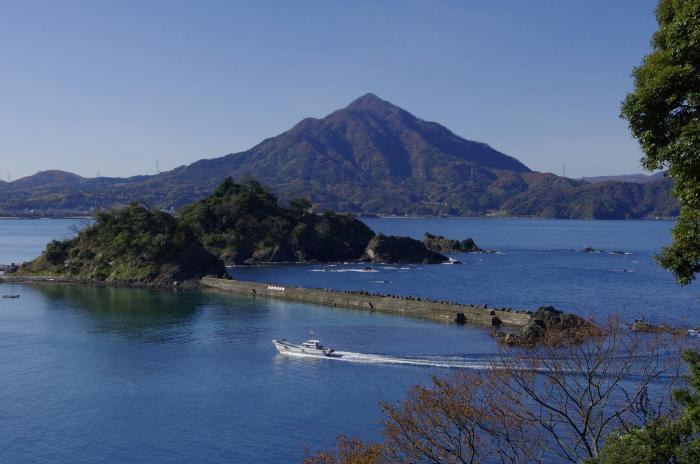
[272, 332, 338, 357]
[2, 294, 20, 299]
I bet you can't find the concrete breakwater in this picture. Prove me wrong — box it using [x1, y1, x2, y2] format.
[200, 277, 532, 327]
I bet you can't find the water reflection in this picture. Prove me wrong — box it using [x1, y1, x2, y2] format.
[28, 283, 206, 343]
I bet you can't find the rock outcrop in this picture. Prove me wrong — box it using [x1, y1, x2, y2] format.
[423, 232, 482, 253]
[361, 234, 449, 264]
[630, 319, 686, 335]
[498, 306, 600, 346]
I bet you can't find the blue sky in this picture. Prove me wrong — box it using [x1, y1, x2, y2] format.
[0, 0, 658, 180]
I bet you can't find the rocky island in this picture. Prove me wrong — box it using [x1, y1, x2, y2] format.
[423, 232, 482, 253]
[361, 234, 448, 264]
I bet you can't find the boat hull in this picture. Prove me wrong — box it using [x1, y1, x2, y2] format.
[272, 340, 338, 357]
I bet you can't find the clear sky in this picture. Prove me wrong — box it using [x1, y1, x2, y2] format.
[0, 0, 659, 180]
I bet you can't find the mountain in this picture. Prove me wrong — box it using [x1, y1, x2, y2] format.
[583, 172, 666, 184]
[0, 94, 679, 219]
[148, 92, 530, 212]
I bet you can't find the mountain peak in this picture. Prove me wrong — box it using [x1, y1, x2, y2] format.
[10, 170, 84, 188]
[28, 170, 83, 180]
[346, 93, 398, 111]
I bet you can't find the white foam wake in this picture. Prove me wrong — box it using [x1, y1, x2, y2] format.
[310, 268, 379, 273]
[280, 350, 492, 369]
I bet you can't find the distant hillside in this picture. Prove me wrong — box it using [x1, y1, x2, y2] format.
[502, 174, 677, 219]
[0, 94, 679, 219]
[583, 172, 666, 184]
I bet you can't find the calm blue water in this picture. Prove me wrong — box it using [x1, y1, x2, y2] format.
[235, 218, 700, 326]
[1, 218, 699, 463]
[0, 218, 83, 266]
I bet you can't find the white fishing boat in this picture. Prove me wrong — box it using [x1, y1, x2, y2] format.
[272, 331, 338, 357]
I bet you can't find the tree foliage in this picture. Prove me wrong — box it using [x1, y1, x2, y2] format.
[178, 177, 375, 264]
[596, 350, 700, 463]
[621, 0, 700, 284]
[305, 436, 383, 464]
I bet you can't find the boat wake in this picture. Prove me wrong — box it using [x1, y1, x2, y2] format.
[281, 350, 492, 369]
[310, 268, 378, 273]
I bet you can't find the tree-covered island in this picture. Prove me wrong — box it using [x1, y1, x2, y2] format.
[13, 178, 464, 286]
[15, 203, 227, 286]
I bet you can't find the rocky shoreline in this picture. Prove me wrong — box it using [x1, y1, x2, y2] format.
[494, 306, 601, 346]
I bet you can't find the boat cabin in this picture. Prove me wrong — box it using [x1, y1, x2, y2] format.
[302, 339, 324, 349]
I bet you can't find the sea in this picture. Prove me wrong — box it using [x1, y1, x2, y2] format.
[1, 218, 698, 463]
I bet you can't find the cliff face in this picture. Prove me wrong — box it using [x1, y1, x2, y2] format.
[17, 204, 226, 286]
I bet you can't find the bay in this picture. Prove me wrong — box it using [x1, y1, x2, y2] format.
[0, 218, 698, 463]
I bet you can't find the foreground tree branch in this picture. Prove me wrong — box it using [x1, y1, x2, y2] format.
[306, 318, 689, 464]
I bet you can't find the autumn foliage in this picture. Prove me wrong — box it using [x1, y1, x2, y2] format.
[306, 318, 692, 463]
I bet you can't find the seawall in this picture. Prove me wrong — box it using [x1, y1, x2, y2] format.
[200, 277, 532, 327]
